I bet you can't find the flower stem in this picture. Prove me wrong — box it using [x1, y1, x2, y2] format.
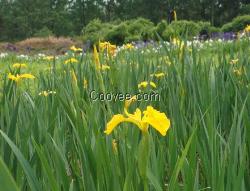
[138, 132, 150, 189]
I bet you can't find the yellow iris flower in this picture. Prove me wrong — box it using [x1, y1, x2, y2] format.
[93, 46, 111, 70]
[64, 58, 78, 64]
[124, 43, 134, 50]
[173, 10, 177, 21]
[12, 63, 27, 68]
[245, 25, 250, 33]
[70, 45, 82, 52]
[150, 72, 165, 78]
[8, 73, 35, 83]
[138, 81, 157, 89]
[93, 45, 101, 68]
[104, 96, 170, 136]
[171, 37, 184, 49]
[99, 41, 117, 56]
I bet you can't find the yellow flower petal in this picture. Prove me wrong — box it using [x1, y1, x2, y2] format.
[154, 73, 165, 78]
[125, 108, 145, 131]
[245, 25, 250, 33]
[104, 114, 126, 135]
[99, 41, 117, 56]
[124, 95, 137, 110]
[124, 43, 134, 50]
[126, 108, 141, 121]
[8, 73, 35, 82]
[138, 81, 157, 89]
[70, 45, 82, 52]
[101, 65, 110, 70]
[104, 109, 144, 134]
[20, 74, 35, 79]
[44, 56, 54, 61]
[12, 63, 27, 68]
[93, 45, 100, 68]
[142, 106, 170, 136]
[39, 91, 49, 96]
[138, 81, 148, 88]
[149, 82, 157, 88]
[8, 73, 18, 81]
[64, 58, 78, 64]
[70, 45, 76, 51]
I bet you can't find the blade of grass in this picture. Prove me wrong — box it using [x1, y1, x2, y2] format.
[168, 126, 198, 190]
[0, 156, 20, 191]
[0, 130, 41, 191]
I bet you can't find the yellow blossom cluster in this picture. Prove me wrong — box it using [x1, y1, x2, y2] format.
[124, 43, 134, 50]
[8, 73, 35, 83]
[150, 72, 165, 78]
[12, 63, 27, 68]
[99, 41, 117, 56]
[138, 81, 156, 89]
[64, 58, 78, 64]
[70, 45, 82, 52]
[244, 25, 250, 33]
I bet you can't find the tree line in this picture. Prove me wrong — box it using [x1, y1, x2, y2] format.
[0, 0, 249, 41]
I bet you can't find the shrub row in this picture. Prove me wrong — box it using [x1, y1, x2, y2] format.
[82, 18, 155, 45]
[82, 15, 250, 45]
[82, 18, 219, 45]
[221, 15, 250, 32]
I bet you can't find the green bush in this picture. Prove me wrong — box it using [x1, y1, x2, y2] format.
[82, 18, 155, 45]
[197, 21, 220, 34]
[162, 26, 175, 41]
[126, 18, 154, 41]
[155, 20, 168, 36]
[221, 15, 250, 32]
[105, 23, 129, 45]
[127, 19, 143, 35]
[127, 18, 154, 35]
[160, 21, 220, 41]
[124, 35, 141, 43]
[82, 19, 112, 45]
[162, 20, 200, 40]
[110, 19, 122, 25]
[33, 27, 54, 37]
[141, 27, 155, 41]
[104, 18, 155, 44]
[82, 17, 250, 44]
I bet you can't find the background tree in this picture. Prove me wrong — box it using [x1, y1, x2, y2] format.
[0, 0, 249, 41]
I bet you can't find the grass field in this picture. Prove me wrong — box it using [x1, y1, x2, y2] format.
[0, 38, 250, 191]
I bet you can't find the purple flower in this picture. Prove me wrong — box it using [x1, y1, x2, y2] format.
[211, 32, 237, 41]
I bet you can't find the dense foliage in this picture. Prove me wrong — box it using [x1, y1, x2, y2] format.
[221, 15, 250, 32]
[83, 18, 222, 45]
[0, 36, 250, 191]
[0, 0, 250, 41]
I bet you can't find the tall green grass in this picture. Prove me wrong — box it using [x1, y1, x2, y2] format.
[0, 39, 249, 190]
